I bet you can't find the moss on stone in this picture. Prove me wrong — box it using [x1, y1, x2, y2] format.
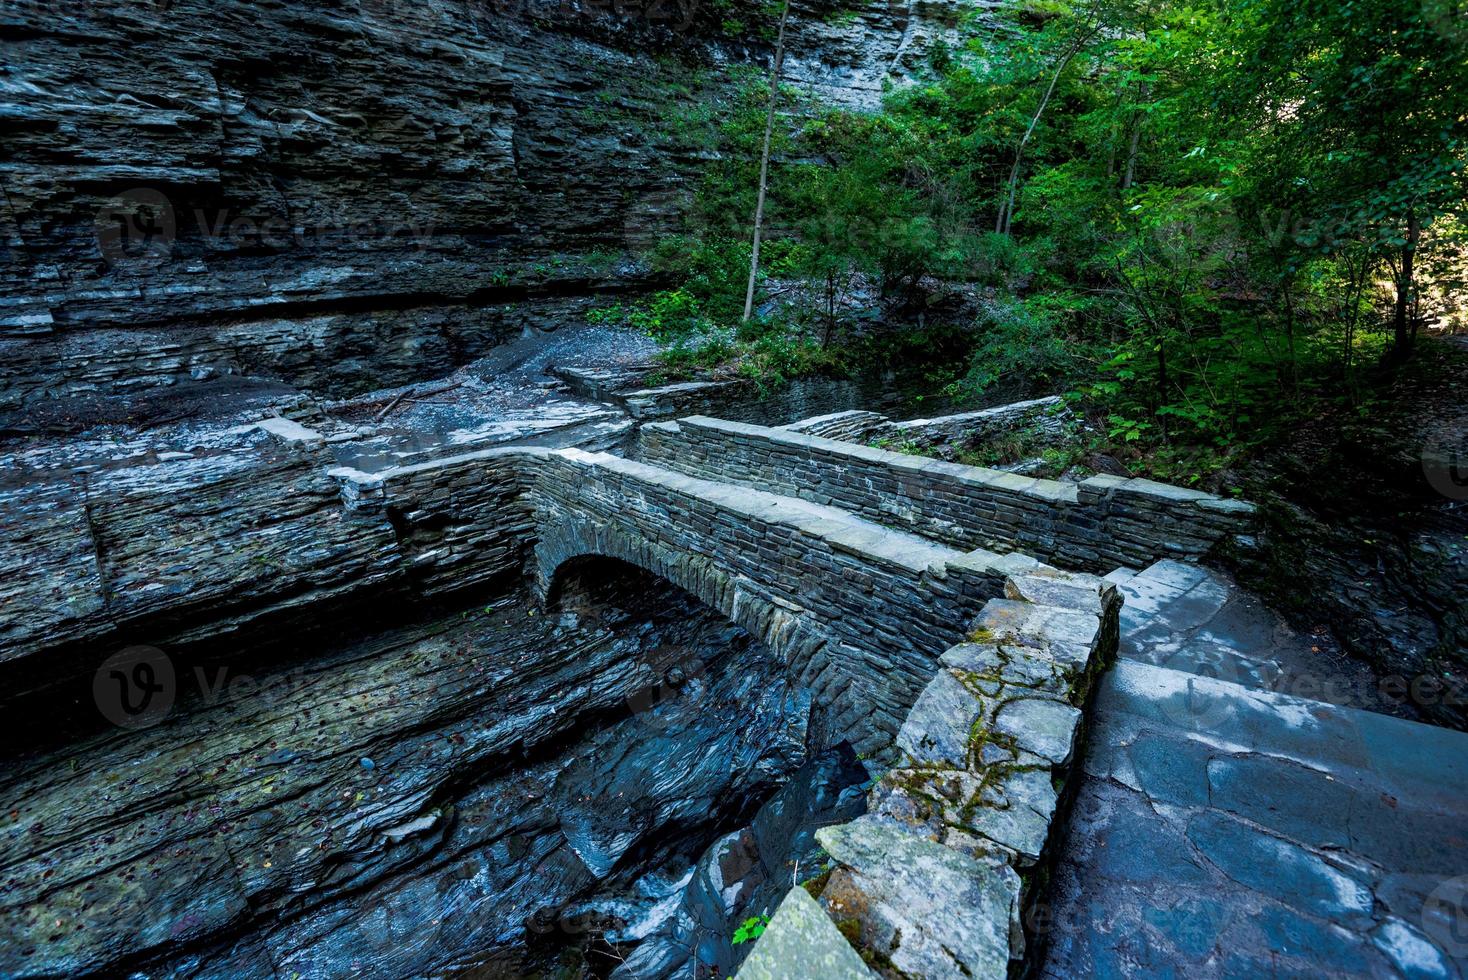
[801, 867, 834, 899]
[968, 625, 998, 643]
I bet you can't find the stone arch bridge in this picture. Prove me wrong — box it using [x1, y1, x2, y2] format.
[332, 412, 1254, 757]
[1, 406, 1269, 980]
[11, 408, 1466, 980]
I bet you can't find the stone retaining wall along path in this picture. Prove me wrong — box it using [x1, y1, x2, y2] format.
[738, 568, 1122, 979]
[640, 415, 1256, 572]
[784, 396, 1071, 449]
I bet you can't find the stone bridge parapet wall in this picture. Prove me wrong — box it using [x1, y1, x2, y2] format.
[640, 416, 1256, 572]
[331, 445, 538, 599]
[526, 448, 1044, 754]
[741, 568, 1123, 980]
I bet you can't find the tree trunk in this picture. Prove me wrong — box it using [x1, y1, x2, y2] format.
[1120, 82, 1149, 191]
[1390, 210, 1420, 361]
[823, 269, 836, 347]
[996, 30, 1090, 236]
[1156, 331, 1169, 443]
[742, 0, 793, 324]
[1282, 276, 1298, 389]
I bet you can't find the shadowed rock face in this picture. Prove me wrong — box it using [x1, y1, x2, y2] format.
[0, 563, 815, 979]
[0, 0, 977, 428]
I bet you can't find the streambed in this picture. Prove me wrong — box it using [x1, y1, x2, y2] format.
[0, 563, 864, 978]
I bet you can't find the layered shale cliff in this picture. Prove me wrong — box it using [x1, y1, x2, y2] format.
[1, 0, 967, 429]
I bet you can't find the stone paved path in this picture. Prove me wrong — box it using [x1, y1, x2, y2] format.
[1042, 561, 1468, 978]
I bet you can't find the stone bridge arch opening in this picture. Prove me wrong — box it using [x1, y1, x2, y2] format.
[533, 516, 834, 694]
[544, 553, 764, 667]
[545, 554, 775, 727]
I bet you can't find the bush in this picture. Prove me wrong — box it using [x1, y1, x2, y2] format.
[948, 293, 1089, 403]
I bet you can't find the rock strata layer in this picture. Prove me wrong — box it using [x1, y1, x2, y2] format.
[2, 0, 977, 426]
[0, 569, 808, 978]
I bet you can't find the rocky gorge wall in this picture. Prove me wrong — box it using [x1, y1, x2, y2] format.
[1, 0, 971, 428]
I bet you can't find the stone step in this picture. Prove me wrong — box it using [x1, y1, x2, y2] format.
[1116, 559, 1287, 689]
[1099, 659, 1468, 807]
[1102, 565, 1140, 587]
[1042, 657, 1468, 978]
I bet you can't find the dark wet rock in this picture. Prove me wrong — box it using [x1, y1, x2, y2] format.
[0, 568, 811, 978]
[1106, 559, 1407, 717]
[1183, 811, 1375, 928]
[1229, 345, 1468, 731]
[0, 423, 402, 666]
[608, 744, 869, 979]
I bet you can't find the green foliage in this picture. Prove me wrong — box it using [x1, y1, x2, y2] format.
[948, 293, 1092, 403]
[599, 0, 1467, 480]
[732, 914, 771, 945]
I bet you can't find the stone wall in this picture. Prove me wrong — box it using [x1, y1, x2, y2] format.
[526, 448, 1045, 754]
[332, 447, 536, 599]
[785, 395, 1070, 449]
[780, 409, 891, 443]
[640, 416, 1257, 572]
[739, 568, 1123, 980]
[3, 408, 1249, 737]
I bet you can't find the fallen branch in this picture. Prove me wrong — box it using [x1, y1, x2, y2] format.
[374, 381, 464, 421]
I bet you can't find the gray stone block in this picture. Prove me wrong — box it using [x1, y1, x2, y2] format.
[993, 697, 1083, 765]
[817, 816, 1019, 979]
[736, 887, 874, 980]
[896, 669, 985, 768]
